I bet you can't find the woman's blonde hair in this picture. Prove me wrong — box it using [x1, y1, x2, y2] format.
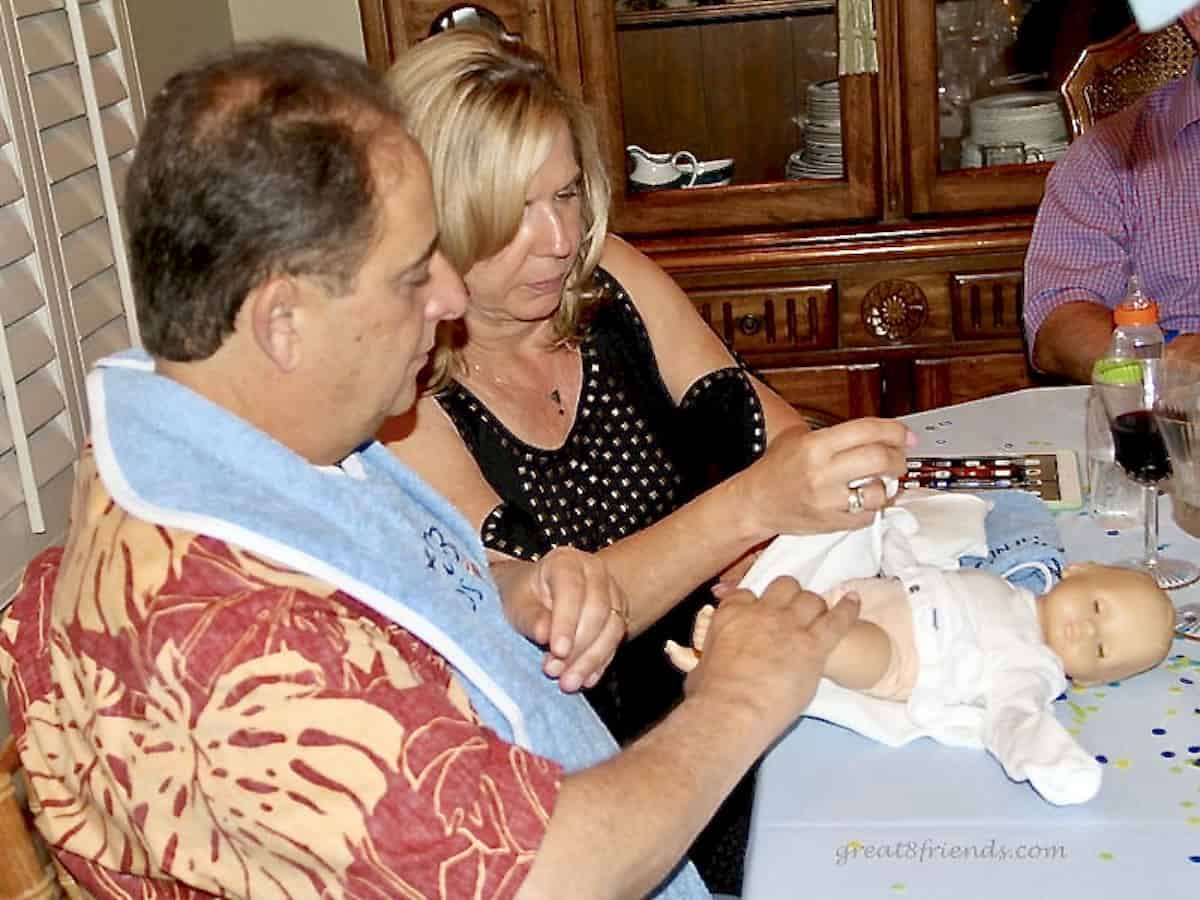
[386, 29, 611, 391]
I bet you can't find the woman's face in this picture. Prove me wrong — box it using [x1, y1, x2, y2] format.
[462, 118, 583, 327]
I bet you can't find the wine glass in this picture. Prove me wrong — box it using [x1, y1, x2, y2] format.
[1093, 358, 1200, 589]
[1153, 364, 1200, 543]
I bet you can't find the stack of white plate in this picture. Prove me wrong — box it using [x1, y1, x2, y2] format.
[787, 80, 844, 180]
[960, 91, 1069, 168]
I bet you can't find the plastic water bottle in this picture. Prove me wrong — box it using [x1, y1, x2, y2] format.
[1087, 275, 1162, 528]
[1107, 274, 1164, 360]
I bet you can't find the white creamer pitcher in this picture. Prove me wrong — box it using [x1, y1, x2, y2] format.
[626, 145, 698, 190]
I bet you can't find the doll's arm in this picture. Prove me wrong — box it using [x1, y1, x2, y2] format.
[985, 669, 1101, 805]
[665, 605, 714, 673]
[666, 579, 894, 694]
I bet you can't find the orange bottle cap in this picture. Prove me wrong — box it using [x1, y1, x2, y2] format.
[1114, 301, 1159, 325]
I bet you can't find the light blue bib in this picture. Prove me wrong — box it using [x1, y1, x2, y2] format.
[88, 350, 708, 899]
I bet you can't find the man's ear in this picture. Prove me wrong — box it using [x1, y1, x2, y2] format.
[247, 277, 305, 372]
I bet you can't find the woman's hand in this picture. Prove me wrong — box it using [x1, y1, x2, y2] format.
[739, 418, 915, 538]
[495, 548, 629, 693]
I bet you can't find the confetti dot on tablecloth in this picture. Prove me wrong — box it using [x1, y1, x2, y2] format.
[1115, 758, 1131, 769]
[1172, 766, 1185, 774]
[1164, 751, 1178, 758]
[1098, 851, 1114, 861]
[1154, 728, 1168, 735]
[924, 425, 936, 431]
[1183, 801, 1196, 808]
[890, 884, 906, 893]
[1190, 746, 1200, 753]
[1097, 755, 1109, 764]
[1087, 705, 1099, 712]
[936, 439, 948, 445]
[1106, 529, 1121, 536]
[1183, 678, 1195, 685]
[1191, 856, 1200, 863]
[938, 421, 952, 427]
[1171, 687, 1184, 695]
[1168, 709, 1178, 716]
[1188, 817, 1200, 826]
[1093, 691, 1107, 699]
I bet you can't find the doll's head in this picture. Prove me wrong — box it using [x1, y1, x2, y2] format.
[1037, 563, 1176, 685]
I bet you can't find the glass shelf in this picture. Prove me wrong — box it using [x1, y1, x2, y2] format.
[615, 0, 833, 29]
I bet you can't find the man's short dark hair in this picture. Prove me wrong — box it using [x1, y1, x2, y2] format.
[126, 41, 408, 360]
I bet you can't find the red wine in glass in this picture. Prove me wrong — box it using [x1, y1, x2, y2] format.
[1111, 410, 1172, 484]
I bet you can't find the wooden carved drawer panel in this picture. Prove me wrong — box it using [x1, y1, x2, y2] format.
[949, 270, 1025, 340]
[757, 363, 883, 427]
[690, 283, 837, 357]
[913, 352, 1035, 411]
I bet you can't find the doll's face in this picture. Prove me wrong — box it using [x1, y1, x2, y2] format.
[1038, 564, 1176, 685]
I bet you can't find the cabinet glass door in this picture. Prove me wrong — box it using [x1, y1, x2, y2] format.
[906, 0, 1132, 214]
[582, 0, 881, 233]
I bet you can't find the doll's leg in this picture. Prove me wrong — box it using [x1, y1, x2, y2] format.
[822, 577, 917, 699]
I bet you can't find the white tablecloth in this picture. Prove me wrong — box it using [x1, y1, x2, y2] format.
[743, 386, 1200, 899]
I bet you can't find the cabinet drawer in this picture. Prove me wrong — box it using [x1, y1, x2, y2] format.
[913, 353, 1035, 411]
[690, 283, 838, 357]
[949, 270, 1025, 340]
[757, 363, 882, 428]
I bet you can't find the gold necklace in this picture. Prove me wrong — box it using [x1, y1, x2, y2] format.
[466, 348, 575, 417]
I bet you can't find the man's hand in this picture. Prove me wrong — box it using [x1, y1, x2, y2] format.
[497, 549, 628, 693]
[685, 576, 860, 734]
[1165, 333, 1200, 364]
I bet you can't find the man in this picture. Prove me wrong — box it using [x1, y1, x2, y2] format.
[0, 43, 857, 899]
[1022, 8, 1200, 383]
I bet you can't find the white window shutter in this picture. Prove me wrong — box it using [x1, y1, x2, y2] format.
[0, 0, 141, 604]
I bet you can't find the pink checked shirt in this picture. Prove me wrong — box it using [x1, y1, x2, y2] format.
[1023, 63, 1200, 350]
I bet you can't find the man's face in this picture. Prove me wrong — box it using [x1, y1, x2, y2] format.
[305, 137, 466, 448]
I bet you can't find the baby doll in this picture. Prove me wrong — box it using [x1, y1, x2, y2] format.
[668, 555, 1176, 806]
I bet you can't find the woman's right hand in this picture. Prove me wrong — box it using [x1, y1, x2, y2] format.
[737, 417, 915, 538]
[495, 549, 629, 693]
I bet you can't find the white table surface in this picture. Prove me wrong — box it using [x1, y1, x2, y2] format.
[743, 386, 1200, 899]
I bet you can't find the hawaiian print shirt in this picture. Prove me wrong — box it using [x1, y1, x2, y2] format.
[0, 449, 561, 899]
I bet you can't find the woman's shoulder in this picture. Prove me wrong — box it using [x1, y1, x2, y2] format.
[595, 234, 701, 322]
[596, 233, 655, 288]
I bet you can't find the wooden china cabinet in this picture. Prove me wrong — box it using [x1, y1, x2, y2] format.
[358, 0, 1081, 424]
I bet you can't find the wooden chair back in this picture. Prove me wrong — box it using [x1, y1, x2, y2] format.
[0, 735, 60, 899]
[1061, 22, 1197, 138]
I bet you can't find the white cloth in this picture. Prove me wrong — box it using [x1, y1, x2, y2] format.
[739, 488, 990, 598]
[1128, 0, 1196, 31]
[738, 489, 1102, 806]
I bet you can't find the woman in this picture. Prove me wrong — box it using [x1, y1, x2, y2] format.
[384, 29, 910, 892]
